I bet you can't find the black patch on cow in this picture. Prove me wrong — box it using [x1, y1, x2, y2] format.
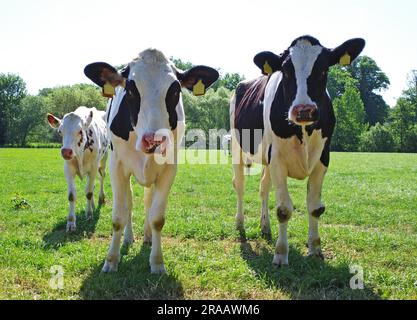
[86, 192, 93, 200]
[312, 207, 326, 218]
[165, 81, 180, 130]
[107, 99, 112, 123]
[68, 193, 74, 202]
[110, 142, 113, 151]
[109, 80, 141, 141]
[234, 76, 268, 154]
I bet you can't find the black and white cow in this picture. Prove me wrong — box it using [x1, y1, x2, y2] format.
[230, 36, 365, 266]
[84, 49, 219, 274]
[47, 107, 109, 232]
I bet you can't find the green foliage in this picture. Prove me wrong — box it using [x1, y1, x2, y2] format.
[7, 96, 47, 146]
[359, 123, 396, 152]
[346, 56, 390, 125]
[44, 84, 107, 117]
[390, 98, 417, 152]
[0, 73, 27, 145]
[11, 193, 31, 210]
[327, 66, 358, 100]
[332, 85, 367, 151]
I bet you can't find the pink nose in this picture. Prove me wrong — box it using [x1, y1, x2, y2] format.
[141, 133, 167, 154]
[61, 148, 73, 160]
[292, 104, 319, 123]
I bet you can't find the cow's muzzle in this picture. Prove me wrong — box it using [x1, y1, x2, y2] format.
[290, 104, 319, 125]
[141, 133, 168, 155]
[61, 148, 74, 160]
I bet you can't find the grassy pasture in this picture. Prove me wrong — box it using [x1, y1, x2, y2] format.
[0, 148, 416, 300]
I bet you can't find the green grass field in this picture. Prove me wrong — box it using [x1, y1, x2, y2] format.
[0, 149, 416, 300]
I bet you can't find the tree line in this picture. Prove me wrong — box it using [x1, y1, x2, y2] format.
[0, 57, 416, 152]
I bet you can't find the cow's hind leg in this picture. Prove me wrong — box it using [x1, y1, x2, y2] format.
[307, 162, 327, 260]
[148, 166, 176, 274]
[270, 161, 293, 266]
[260, 166, 272, 238]
[233, 162, 245, 231]
[85, 170, 97, 220]
[102, 161, 129, 273]
[98, 154, 108, 206]
[143, 186, 154, 245]
[123, 179, 134, 246]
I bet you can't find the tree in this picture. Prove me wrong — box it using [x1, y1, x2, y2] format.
[390, 98, 417, 152]
[331, 85, 367, 151]
[7, 96, 47, 146]
[327, 66, 358, 100]
[44, 84, 107, 117]
[359, 123, 396, 152]
[0, 73, 27, 145]
[346, 56, 390, 125]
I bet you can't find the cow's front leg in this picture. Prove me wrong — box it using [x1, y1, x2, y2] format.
[270, 161, 293, 266]
[148, 165, 176, 274]
[102, 161, 129, 273]
[307, 162, 327, 260]
[259, 166, 272, 237]
[143, 186, 154, 245]
[85, 170, 97, 220]
[65, 163, 77, 232]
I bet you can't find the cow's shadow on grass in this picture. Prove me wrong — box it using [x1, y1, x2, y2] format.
[240, 240, 381, 300]
[79, 243, 184, 300]
[42, 205, 103, 250]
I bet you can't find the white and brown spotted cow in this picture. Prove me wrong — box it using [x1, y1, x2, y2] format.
[47, 106, 109, 232]
[231, 36, 365, 266]
[84, 49, 219, 274]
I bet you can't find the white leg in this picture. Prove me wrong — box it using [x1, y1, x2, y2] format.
[270, 160, 293, 266]
[102, 159, 129, 273]
[260, 166, 272, 237]
[143, 186, 154, 245]
[85, 170, 97, 220]
[64, 163, 77, 232]
[98, 156, 107, 206]
[148, 165, 177, 274]
[123, 179, 134, 246]
[307, 162, 327, 259]
[233, 162, 245, 230]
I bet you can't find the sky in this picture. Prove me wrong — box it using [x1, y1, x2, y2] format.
[1, 0, 416, 106]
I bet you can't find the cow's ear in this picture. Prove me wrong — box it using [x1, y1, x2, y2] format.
[329, 38, 366, 66]
[176, 66, 220, 96]
[254, 51, 286, 75]
[84, 110, 94, 128]
[84, 62, 125, 88]
[47, 113, 61, 129]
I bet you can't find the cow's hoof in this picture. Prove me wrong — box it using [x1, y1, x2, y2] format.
[66, 221, 76, 233]
[261, 226, 272, 239]
[273, 254, 289, 267]
[123, 235, 135, 246]
[98, 196, 106, 206]
[143, 235, 152, 246]
[102, 258, 119, 273]
[86, 211, 93, 221]
[235, 215, 245, 231]
[151, 263, 167, 274]
[308, 249, 324, 260]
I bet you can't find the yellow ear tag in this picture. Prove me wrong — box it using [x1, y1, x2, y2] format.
[263, 61, 273, 75]
[339, 53, 351, 66]
[193, 79, 206, 96]
[102, 82, 116, 98]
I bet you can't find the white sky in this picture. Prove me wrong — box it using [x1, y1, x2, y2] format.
[1, 0, 416, 106]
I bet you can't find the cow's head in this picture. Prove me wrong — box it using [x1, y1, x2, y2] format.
[254, 36, 365, 126]
[84, 49, 219, 154]
[47, 110, 94, 160]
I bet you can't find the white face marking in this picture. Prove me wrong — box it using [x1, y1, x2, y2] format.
[59, 113, 84, 152]
[288, 40, 323, 123]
